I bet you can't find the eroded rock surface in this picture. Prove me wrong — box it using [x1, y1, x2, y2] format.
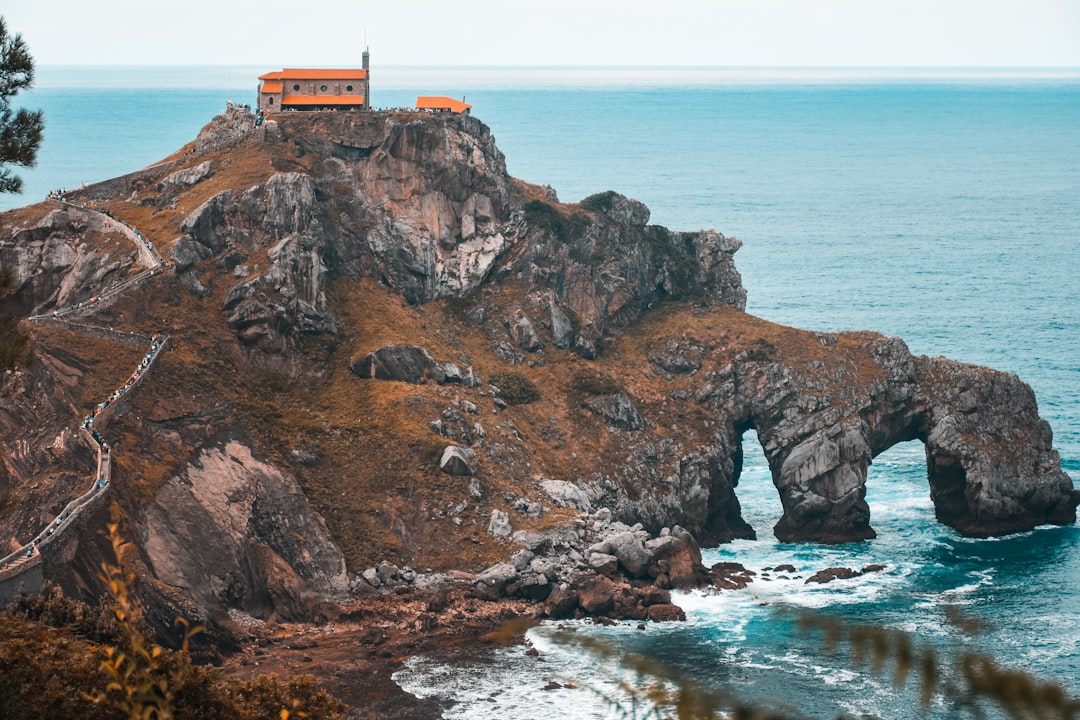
[141, 441, 347, 621]
[1, 108, 1074, 637]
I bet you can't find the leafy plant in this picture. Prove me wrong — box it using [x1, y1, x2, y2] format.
[540, 607, 1080, 720]
[86, 523, 204, 720]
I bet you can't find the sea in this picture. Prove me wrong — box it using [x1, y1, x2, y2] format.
[5, 65, 1080, 719]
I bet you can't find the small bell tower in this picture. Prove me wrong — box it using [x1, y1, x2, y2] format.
[362, 47, 371, 110]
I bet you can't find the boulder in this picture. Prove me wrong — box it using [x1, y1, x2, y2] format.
[588, 552, 619, 576]
[508, 572, 551, 601]
[487, 509, 512, 539]
[549, 302, 574, 349]
[475, 563, 519, 600]
[350, 344, 438, 384]
[646, 604, 686, 622]
[544, 584, 579, 619]
[601, 531, 652, 577]
[440, 445, 478, 476]
[540, 479, 592, 512]
[576, 575, 617, 615]
[511, 311, 542, 351]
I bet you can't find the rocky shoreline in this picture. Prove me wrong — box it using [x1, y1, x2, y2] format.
[219, 518, 895, 719]
[2, 106, 1076, 719]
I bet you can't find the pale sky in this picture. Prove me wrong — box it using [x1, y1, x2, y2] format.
[4, 0, 1080, 67]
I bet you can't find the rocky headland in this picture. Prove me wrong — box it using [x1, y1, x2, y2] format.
[1, 105, 1075, 714]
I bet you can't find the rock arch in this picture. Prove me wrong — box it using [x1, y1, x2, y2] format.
[700, 336, 1077, 544]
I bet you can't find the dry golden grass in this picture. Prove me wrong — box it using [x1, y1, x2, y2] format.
[5, 112, 916, 576]
[30, 325, 146, 416]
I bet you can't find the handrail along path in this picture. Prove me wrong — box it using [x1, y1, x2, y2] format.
[0, 198, 173, 586]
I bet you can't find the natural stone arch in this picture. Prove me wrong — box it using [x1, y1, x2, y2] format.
[699, 338, 1077, 544]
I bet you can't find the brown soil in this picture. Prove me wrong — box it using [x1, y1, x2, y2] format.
[219, 590, 541, 720]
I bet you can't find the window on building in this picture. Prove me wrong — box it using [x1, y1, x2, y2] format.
[346, 85, 353, 92]
[320, 85, 328, 91]
[268, 98, 274, 105]
[293, 84, 300, 91]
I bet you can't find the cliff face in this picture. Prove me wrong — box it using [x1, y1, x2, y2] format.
[0, 107, 1074, 625]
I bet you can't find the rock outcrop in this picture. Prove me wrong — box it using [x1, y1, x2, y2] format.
[630, 333, 1078, 543]
[141, 441, 347, 621]
[1, 107, 1074, 636]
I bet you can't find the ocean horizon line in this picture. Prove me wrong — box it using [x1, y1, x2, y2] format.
[28, 64, 1080, 91]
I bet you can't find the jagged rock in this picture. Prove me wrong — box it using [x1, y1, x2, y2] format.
[511, 311, 542, 351]
[585, 393, 646, 431]
[540, 479, 592, 512]
[376, 561, 400, 585]
[573, 333, 598, 360]
[141, 441, 348, 622]
[805, 567, 861, 585]
[511, 530, 548, 552]
[508, 549, 535, 572]
[710, 562, 755, 591]
[290, 448, 319, 466]
[549, 302, 574, 349]
[544, 584, 579, 619]
[487, 509, 512, 539]
[158, 161, 213, 202]
[649, 338, 705, 376]
[441, 362, 464, 383]
[507, 571, 551, 601]
[440, 446, 478, 476]
[637, 585, 672, 606]
[576, 331, 1076, 544]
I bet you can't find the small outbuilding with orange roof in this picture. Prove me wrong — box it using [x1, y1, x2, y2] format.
[416, 96, 472, 114]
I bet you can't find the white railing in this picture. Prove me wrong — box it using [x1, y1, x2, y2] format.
[2, 201, 173, 585]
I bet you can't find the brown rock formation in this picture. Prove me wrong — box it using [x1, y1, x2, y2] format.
[0, 106, 1074, 633]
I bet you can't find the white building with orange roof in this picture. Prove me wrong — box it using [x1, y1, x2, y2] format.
[257, 49, 370, 112]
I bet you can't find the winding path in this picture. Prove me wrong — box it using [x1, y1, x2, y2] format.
[0, 200, 172, 583]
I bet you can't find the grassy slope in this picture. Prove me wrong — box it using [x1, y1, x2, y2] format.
[5, 117, 898, 575]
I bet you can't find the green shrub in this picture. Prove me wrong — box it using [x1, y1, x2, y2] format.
[489, 371, 540, 405]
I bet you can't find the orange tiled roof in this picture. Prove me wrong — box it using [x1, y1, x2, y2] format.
[260, 81, 283, 94]
[416, 96, 472, 113]
[259, 68, 367, 81]
[281, 95, 366, 106]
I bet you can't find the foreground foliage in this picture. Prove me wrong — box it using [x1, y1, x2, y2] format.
[543, 608, 1080, 720]
[0, 16, 44, 195]
[0, 524, 344, 720]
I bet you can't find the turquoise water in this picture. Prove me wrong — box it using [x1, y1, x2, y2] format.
[4, 67, 1080, 718]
